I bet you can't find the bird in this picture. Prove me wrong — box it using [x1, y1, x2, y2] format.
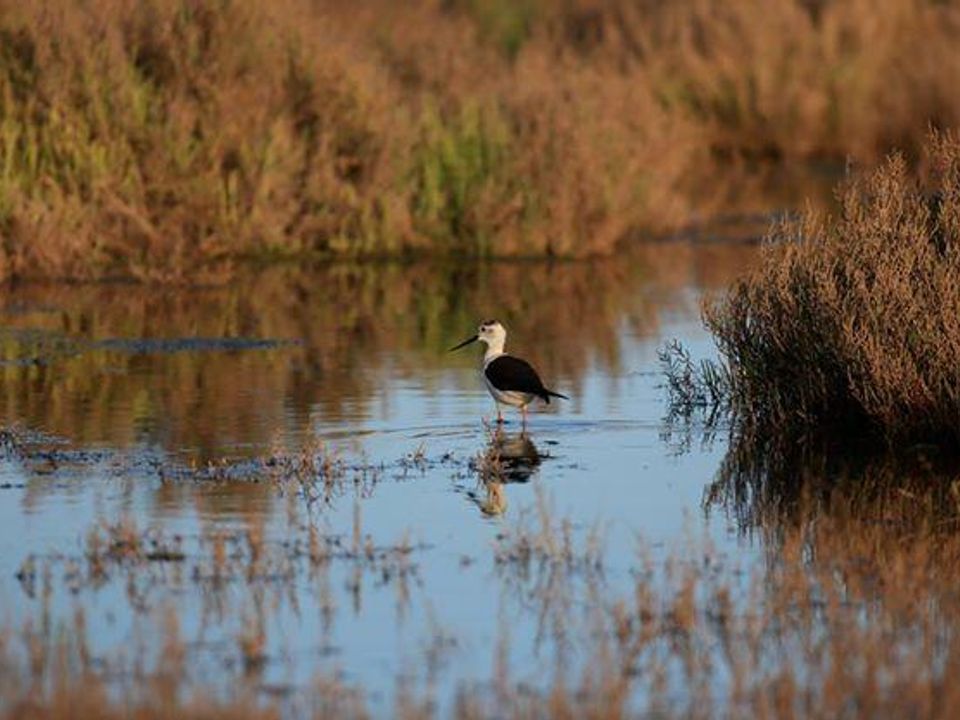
[449, 320, 568, 426]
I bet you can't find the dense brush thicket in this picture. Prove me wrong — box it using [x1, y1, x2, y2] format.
[705, 133, 960, 444]
[1, 0, 959, 280]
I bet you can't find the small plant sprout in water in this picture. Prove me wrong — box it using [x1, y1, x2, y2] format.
[659, 339, 729, 423]
[85, 518, 186, 582]
[265, 437, 383, 508]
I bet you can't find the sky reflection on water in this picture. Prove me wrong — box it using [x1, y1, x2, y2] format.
[0, 243, 761, 713]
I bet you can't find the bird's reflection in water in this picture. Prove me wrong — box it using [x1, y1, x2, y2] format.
[467, 428, 543, 517]
[492, 430, 542, 482]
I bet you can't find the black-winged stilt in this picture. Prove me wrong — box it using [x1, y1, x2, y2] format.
[450, 320, 568, 426]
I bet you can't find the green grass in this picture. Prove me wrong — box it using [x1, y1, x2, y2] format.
[411, 102, 529, 253]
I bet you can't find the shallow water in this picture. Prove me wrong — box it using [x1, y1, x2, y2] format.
[0, 240, 774, 713]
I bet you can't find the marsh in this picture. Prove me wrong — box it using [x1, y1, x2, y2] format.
[2, 1, 959, 712]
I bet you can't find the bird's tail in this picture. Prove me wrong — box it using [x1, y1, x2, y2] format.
[540, 389, 569, 404]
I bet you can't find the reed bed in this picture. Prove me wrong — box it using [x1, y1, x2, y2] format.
[680, 132, 960, 445]
[1, 0, 958, 280]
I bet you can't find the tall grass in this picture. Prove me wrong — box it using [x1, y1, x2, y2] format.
[555, 0, 960, 160]
[1, 0, 959, 280]
[697, 132, 960, 445]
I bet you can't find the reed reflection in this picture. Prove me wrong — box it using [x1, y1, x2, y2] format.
[0, 243, 756, 458]
[697, 429, 960, 686]
[704, 430, 960, 546]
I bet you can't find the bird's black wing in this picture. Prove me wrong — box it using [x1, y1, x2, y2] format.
[485, 355, 547, 395]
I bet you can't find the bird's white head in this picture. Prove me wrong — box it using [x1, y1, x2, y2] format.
[477, 319, 506, 352]
[449, 319, 507, 357]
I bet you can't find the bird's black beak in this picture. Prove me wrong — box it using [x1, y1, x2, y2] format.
[448, 334, 478, 352]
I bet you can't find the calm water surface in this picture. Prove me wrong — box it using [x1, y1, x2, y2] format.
[0, 242, 765, 712]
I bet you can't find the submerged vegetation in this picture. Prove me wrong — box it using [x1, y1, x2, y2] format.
[0, 0, 958, 279]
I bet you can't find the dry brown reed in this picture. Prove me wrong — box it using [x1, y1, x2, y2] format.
[0, 0, 957, 280]
[550, 0, 960, 160]
[700, 131, 960, 444]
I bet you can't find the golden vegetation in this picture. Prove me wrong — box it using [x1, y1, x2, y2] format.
[687, 132, 960, 444]
[0, 0, 957, 280]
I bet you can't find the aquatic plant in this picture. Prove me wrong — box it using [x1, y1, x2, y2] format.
[671, 132, 960, 446]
